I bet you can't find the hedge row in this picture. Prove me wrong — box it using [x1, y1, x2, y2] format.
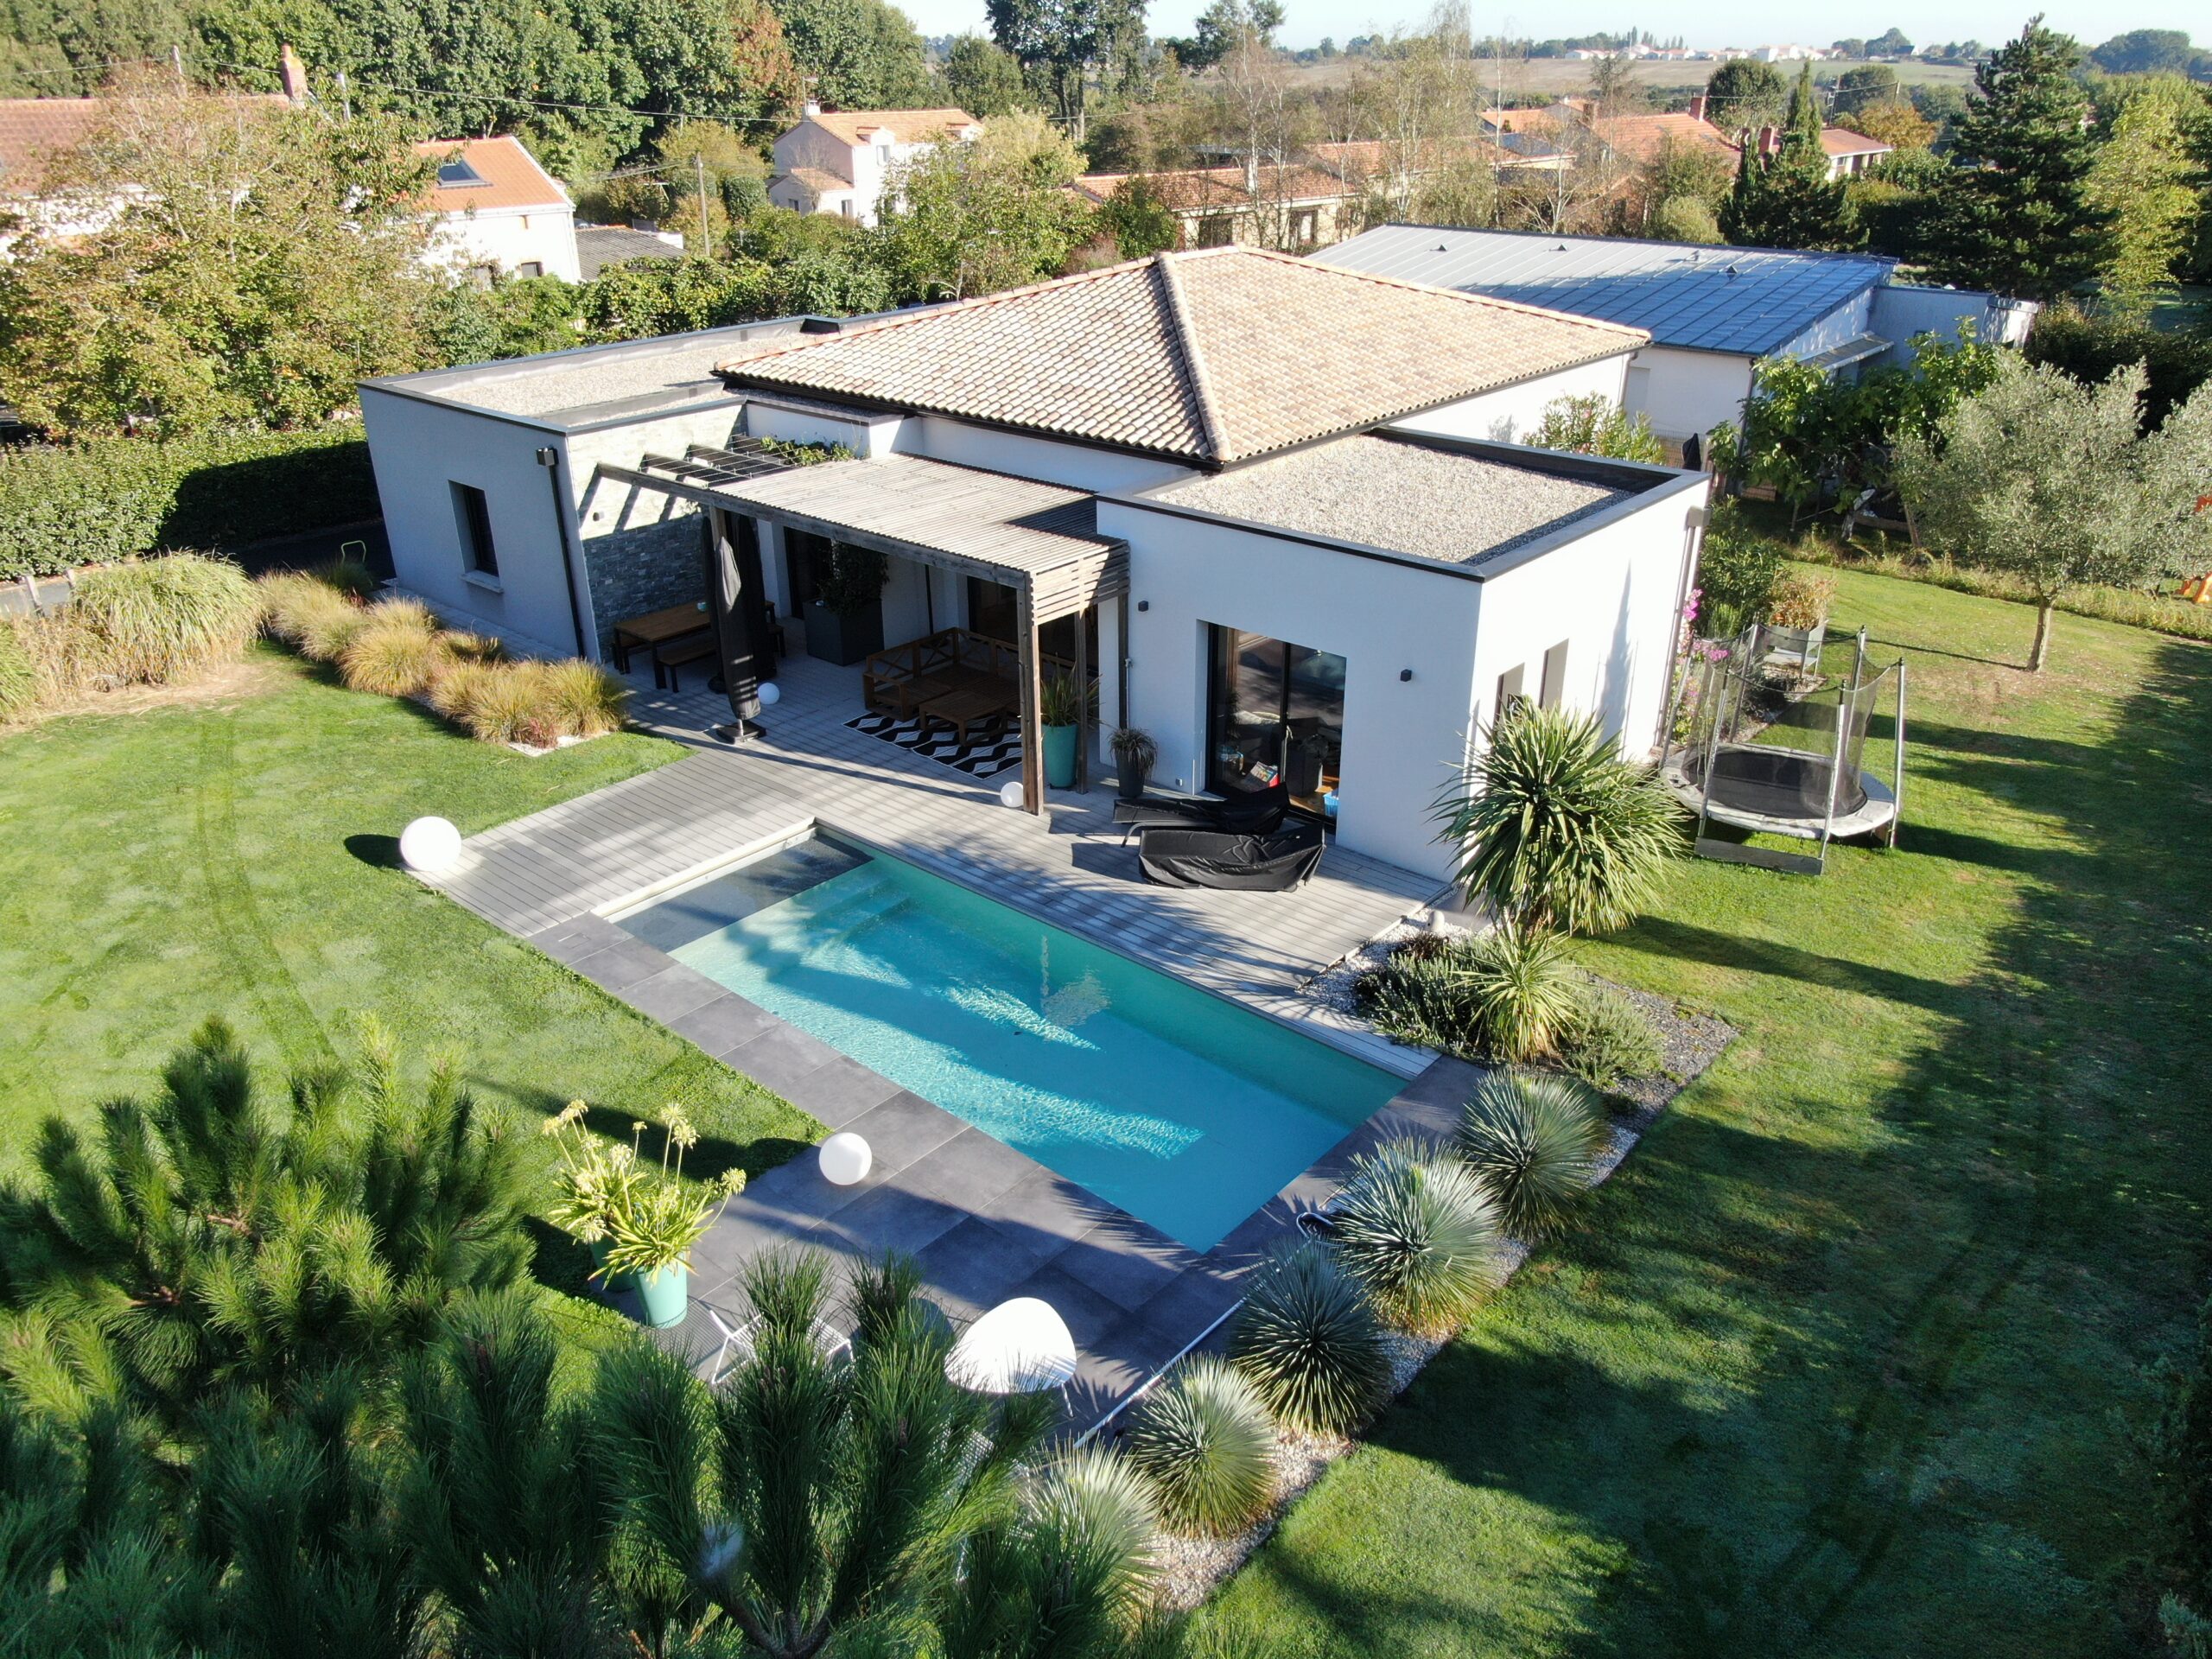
[0, 426, 377, 581]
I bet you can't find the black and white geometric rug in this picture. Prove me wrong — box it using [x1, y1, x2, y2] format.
[846, 711, 1024, 779]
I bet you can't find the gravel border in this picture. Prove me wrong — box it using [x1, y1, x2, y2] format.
[1138, 925, 1736, 1613]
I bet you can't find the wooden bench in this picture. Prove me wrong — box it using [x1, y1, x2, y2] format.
[918, 683, 1016, 746]
[653, 635, 718, 692]
[863, 628, 1072, 720]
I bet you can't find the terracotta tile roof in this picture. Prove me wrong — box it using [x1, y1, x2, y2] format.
[716, 246, 1647, 467]
[1821, 126, 1891, 156]
[1589, 111, 1741, 164]
[412, 136, 569, 214]
[777, 166, 853, 194]
[805, 107, 978, 147]
[1073, 163, 1361, 212]
[0, 93, 288, 191]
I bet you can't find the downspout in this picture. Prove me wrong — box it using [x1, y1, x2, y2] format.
[536, 446, 591, 658]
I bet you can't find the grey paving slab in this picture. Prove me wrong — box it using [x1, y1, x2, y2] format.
[836, 1090, 967, 1173]
[899, 1128, 1047, 1212]
[806, 1182, 969, 1262]
[718, 1022, 842, 1095]
[780, 1055, 908, 1128]
[620, 963, 728, 1025]
[665, 994, 779, 1057]
[568, 935, 676, 994]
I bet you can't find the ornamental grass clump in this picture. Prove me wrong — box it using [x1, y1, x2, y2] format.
[258, 569, 358, 651]
[339, 602, 444, 696]
[1458, 1069, 1609, 1241]
[0, 620, 35, 721]
[539, 658, 629, 737]
[1554, 982, 1662, 1090]
[455, 661, 559, 747]
[1230, 1243, 1389, 1439]
[1329, 1141, 1502, 1338]
[1123, 1356, 1277, 1536]
[69, 553, 262, 684]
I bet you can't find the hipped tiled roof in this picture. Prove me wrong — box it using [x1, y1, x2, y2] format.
[413, 136, 569, 213]
[716, 247, 1645, 467]
[806, 107, 978, 147]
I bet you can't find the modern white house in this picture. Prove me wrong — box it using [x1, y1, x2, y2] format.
[358, 248, 1708, 883]
[766, 104, 982, 226]
[413, 136, 581, 284]
[1319, 226, 2037, 450]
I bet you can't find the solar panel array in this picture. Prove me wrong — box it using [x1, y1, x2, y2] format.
[1318, 226, 1894, 358]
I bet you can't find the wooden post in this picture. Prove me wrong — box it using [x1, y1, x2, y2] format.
[1072, 602, 1090, 792]
[1017, 586, 1044, 816]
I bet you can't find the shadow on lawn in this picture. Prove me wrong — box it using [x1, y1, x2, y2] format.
[1235, 637, 2212, 1656]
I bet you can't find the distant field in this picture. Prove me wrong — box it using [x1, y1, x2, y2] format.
[1284, 54, 1980, 102]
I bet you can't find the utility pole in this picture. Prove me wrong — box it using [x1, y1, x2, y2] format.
[694, 153, 712, 255]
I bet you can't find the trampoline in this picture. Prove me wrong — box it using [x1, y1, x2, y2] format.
[1664, 621, 1907, 875]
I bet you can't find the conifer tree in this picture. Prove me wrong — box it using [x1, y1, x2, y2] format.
[1720, 62, 1854, 249]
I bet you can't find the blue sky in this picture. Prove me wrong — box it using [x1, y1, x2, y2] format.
[903, 1, 2198, 55]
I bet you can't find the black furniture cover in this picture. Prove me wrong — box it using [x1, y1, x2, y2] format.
[1139, 819, 1325, 892]
[1112, 779, 1288, 838]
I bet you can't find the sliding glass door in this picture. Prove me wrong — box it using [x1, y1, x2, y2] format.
[1205, 626, 1346, 821]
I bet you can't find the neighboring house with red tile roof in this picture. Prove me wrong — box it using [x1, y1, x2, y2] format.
[1073, 162, 1367, 251]
[361, 245, 1710, 877]
[413, 136, 580, 283]
[768, 101, 982, 226]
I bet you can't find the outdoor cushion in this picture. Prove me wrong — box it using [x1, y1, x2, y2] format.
[1113, 779, 1288, 838]
[1138, 819, 1325, 892]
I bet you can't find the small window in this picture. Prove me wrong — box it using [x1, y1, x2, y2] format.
[1538, 640, 1569, 709]
[514, 260, 543, 279]
[840, 199, 854, 218]
[436, 156, 488, 188]
[452, 482, 498, 577]
[1494, 664, 1526, 721]
[875, 142, 891, 162]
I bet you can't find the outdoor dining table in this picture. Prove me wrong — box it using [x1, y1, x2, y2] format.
[610, 601, 712, 674]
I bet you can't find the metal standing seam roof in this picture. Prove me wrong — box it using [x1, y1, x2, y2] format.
[1317, 226, 1896, 358]
[715, 247, 1648, 468]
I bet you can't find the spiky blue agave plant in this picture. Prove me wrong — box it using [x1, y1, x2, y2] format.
[1328, 1141, 1502, 1338]
[1229, 1243, 1389, 1438]
[1457, 1068, 1609, 1240]
[1123, 1356, 1277, 1536]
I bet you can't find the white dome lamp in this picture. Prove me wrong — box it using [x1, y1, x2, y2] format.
[398, 816, 463, 875]
[818, 1131, 873, 1186]
[998, 779, 1025, 809]
[756, 681, 781, 708]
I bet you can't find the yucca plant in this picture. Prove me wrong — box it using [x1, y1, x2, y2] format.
[1433, 701, 1684, 937]
[338, 607, 443, 696]
[1453, 922, 1586, 1063]
[1328, 1141, 1501, 1338]
[1457, 1069, 1609, 1241]
[69, 553, 262, 685]
[1229, 1243, 1389, 1439]
[539, 658, 629, 737]
[1123, 1357, 1276, 1536]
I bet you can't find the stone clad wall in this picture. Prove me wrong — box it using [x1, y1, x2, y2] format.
[566, 407, 746, 649]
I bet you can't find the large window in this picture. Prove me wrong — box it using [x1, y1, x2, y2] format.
[1206, 626, 1346, 821]
[451, 482, 498, 577]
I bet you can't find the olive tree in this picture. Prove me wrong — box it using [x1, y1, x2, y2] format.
[1894, 354, 2212, 670]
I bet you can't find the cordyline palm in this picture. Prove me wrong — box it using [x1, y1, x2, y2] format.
[0, 1015, 533, 1422]
[593, 1249, 1149, 1659]
[1435, 703, 1684, 937]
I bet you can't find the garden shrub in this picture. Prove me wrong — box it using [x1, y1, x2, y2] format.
[1230, 1243, 1390, 1438]
[454, 662, 558, 747]
[1695, 501, 1789, 624]
[1765, 569, 1836, 629]
[1554, 982, 1662, 1090]
[539, 660, 631, 737]
[0, 427, 375, 581]
[1367, 925, 1585, 1065]
[1122, 1357, 1278, 1536]
[67, 554, 263, 685]
[1328, 1141, 1501, 1338]
[1458, 1070, 1609, 1240]
[340, 606, 445, 696]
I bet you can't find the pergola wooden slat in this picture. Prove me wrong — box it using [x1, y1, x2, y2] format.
[598, 449, 1128, 815]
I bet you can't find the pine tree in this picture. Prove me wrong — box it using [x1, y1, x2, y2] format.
[1719, 62, 1853, 250]
[1923, 16, 2110, 299]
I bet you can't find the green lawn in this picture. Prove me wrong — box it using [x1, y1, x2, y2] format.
[1196, 572, 2212, 1654]
[0, 647, 820, 1287]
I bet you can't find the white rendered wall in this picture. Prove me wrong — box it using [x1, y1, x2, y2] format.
[744, 397, 905, 455]
[1468, 480, 1709, 764]
[1622, 346, 1756, 441]
[359, 388, 588, 658]
[425, 207, 582, 283]
[1096, 499, 1484, 882]
[895, 416, 1195, 493]
[1389, 353, 1634, 445]
[1777, 289, 1877, 361]
[1871, 283, 2040, 362]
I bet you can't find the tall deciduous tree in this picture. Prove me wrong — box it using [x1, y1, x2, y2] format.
[1702, 58, 1787, 132]
[942, 31, 1030, 115]
[872, 110, 1091, 300]
[0, 79, 442, 436]
[1720, 61, 1853, 249]
[2085, 76, 2209, 308]
[1923, 16, 2109, 300]
[776, 0, 933, 108]
[984, 0, 1144, 143]
[1894, 355, 2212, 669]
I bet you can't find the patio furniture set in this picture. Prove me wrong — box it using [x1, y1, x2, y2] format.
[612, 601, 787, 693]
[862, 628, 1075, 747]
[1114, 777, 1327, 893]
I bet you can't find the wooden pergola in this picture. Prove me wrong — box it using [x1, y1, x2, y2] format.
[601, 448, 1128, 814]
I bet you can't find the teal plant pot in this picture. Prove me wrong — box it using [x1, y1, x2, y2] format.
[1043, 723, 1078, 789]
[589, 1237, 638, 1296]
[635, 1261, 690, 1328]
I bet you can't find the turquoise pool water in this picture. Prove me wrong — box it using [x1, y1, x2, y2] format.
[621, 835, 1402, 1251]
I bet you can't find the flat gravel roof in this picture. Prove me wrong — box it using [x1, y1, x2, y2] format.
[383, 321, 814, 425]
[1148, 435, 1631, 566]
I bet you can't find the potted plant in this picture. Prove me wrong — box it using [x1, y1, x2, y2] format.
[1109, 726, 1156, 801]
[1038, 673, 1094, 789]
[807, 542, 888, 667]
[546, 1103, 746, 1325]
[543, 1100, 643, 1292]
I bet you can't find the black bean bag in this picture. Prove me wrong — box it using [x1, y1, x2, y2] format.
[1138, 819, 1325, 892]
[1112, 779, 1287, 840]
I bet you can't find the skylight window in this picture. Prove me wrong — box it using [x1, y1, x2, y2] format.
[437, 156, 488, 188]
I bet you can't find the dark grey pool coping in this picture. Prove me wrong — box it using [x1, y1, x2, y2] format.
[528, 906, 1482, 1433]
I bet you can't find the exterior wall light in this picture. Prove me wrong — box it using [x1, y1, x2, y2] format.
[1136, 600, 1149, 612]
[1399, 668, 1414, 683]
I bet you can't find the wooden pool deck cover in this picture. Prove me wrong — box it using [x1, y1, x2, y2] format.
[422, 652, 1472, 1430]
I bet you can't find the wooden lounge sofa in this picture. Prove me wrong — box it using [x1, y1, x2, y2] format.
[862, 629, 1075, 744]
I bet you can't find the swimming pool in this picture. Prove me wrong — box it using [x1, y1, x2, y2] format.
[614, 832, 1402, 1251]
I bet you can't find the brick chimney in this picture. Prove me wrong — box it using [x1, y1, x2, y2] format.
[278, 43, 308, 102]
[1757, 124, 1781, 156]
[1688, 92, 1708, 122]
[802, 99, 822, 118]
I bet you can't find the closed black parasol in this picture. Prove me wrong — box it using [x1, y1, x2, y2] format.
[703, 511, 776, 743]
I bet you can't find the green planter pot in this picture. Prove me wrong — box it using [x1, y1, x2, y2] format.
[635, 1261, 690, 1328]
[1043, 723, 1078, 789]
[589, 1237, 638, 1296]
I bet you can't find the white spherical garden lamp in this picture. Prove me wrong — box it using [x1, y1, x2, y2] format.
[398, 816, 463, 875]
[756, 681, 781, 707]
[998, 779, 1025, 810]
[818, 1132, 873, 1186]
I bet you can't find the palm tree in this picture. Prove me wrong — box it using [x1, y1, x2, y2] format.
[593, 1248, 1154, 1658]
[1433, 702, 1684, 937]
